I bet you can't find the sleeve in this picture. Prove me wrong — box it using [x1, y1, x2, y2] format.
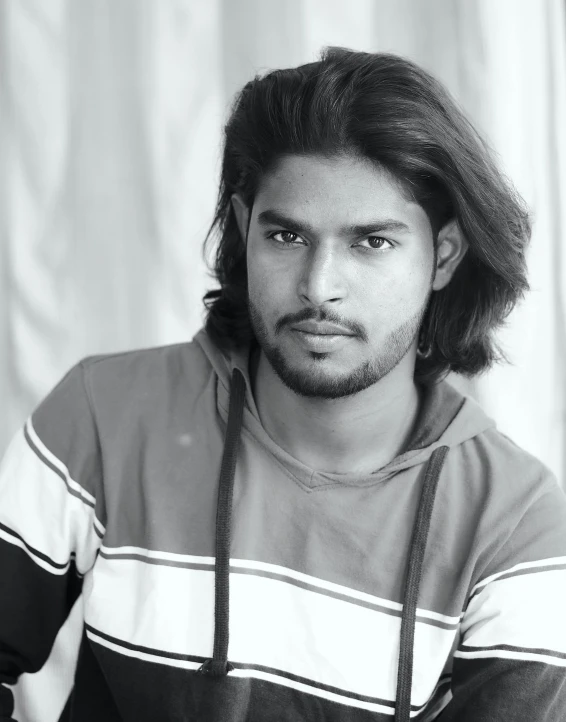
[0, 361, 105, 721]
[437, 476, 566, 721]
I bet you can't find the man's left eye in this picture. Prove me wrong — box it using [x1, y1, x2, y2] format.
[356, 237, 394, 251]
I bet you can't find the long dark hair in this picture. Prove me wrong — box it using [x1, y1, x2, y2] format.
[202, 47, 530, 384]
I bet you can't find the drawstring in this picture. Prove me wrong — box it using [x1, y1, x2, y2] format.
[199, 368, 246, 677]
[199, 366, 449, 722]
[394, 445, 449, 722]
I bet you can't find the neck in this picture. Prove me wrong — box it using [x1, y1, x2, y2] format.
[250, 348, 421, 475]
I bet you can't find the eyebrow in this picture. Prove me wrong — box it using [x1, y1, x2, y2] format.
[256, 209, 411, 236]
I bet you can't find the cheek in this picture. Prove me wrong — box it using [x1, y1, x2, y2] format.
[249, 251, 295, 298]
[396, 268, 430, 307]
[247, 259, 286, 312]
[246, 255, 264, 297]
[358, 262, 431, 320]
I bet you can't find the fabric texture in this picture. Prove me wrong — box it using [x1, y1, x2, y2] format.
[1, 328, 566, 721]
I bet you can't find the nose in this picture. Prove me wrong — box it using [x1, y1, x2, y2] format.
[297, 243, 347, 307]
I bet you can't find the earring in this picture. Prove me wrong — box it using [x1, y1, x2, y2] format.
[417, 344, 433, 360]
[416, 328, 433, 359]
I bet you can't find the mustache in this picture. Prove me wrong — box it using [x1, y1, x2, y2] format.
[275, 308, 367, 341]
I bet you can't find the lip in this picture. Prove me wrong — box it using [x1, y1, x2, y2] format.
[291, 329, 354, 352]
[291, 321, 354, 335]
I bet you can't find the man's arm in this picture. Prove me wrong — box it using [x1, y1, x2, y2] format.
[437, 477, 566, 721]
[0, 363, 104, 721]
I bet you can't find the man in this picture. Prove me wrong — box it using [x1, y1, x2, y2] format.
[1, 47, 565, 722]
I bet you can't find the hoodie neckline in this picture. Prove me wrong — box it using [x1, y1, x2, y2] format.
[194, 328, 496, 489]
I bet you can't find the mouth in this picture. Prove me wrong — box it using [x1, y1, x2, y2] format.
[291, 329, 354, 351]
[295, 330, 346, 337]
[290, 322, 355, 336]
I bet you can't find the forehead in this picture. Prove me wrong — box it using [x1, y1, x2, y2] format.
[252, 153, 428, 232]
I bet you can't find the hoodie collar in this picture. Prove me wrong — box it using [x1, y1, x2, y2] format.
[193, 327, 496, 482]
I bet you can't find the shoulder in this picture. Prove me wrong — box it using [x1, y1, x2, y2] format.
[31, 338, 215, 457]
[457, 426, 566, 585]
[77, 338, 214, 410]
[458, 419, 560, 503]
[81, 338, 210, 385]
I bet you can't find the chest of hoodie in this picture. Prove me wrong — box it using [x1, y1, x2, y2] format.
[80, 381, 493, 712]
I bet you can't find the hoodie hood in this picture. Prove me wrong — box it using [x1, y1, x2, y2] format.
[194, 327, 496, 484]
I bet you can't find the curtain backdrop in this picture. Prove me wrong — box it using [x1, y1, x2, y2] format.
[1, 2, 565, 720]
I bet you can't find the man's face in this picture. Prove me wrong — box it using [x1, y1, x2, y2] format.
[242, 153, 437, 399]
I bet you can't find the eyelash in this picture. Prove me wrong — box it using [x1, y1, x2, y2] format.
[267, 231, 394, 252]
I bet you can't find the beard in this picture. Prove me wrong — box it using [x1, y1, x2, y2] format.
[248, 296, 429, 400]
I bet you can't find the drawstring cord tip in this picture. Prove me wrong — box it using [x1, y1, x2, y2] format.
[198, 659, 234, 676]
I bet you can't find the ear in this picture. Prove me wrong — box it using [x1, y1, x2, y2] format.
[432, 219, 469, 291]
[231, 193, 250, 247]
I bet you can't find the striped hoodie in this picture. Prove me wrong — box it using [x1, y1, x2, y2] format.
[1, 327, 566, 721]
